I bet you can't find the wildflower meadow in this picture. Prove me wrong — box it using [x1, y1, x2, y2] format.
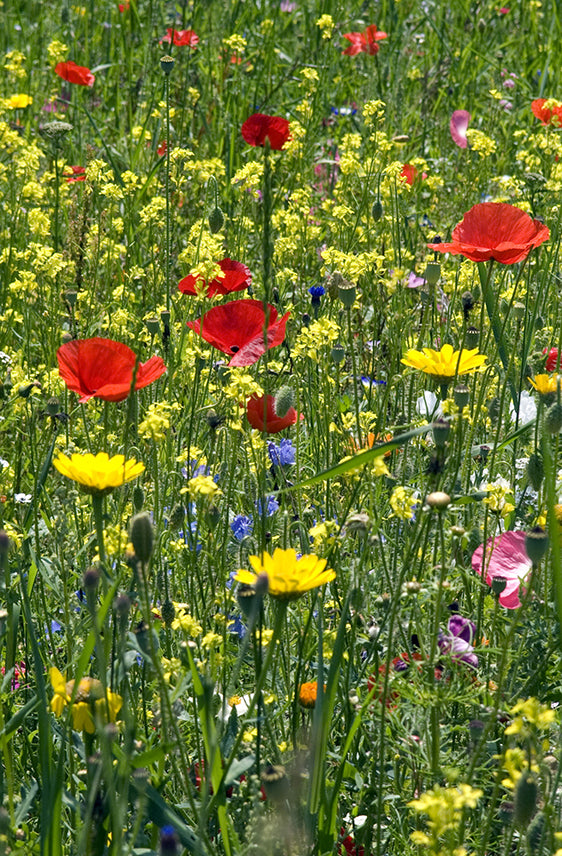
[2, 0, 562, 853]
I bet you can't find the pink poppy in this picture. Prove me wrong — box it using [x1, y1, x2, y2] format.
[450, 110, 471, 148]
[471, 531, 532, 608]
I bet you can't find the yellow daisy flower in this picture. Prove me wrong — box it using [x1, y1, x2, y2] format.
[235, 547, 335, 601]
[528, 374, 560, 397]
[401, 344, 487, 383]
[53, 452, 144, 495]
[49, 667, 123, 734]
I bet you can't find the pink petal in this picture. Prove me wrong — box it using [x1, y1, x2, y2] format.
[450, 109, 471, 148]
[472, 531, 532, 609]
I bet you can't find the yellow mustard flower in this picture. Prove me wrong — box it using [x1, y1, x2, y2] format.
[401, 344, 487, 383]
[235, 548, 335, 601]
[53, 452, 144, 495]
[49, 667, 122, 734]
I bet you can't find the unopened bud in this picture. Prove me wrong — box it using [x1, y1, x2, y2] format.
[426, 491, 451, 510]
[527, 453, 544, 491]
[514, 770, 538, 827]
[274, 385, 295, 418]
[208, 206, 225, 234]
[546, 403, 562, 434]
[130, 512, 153, 564]
[371, 200, 383, 221]
[465, 326, 480, 349]
[423, 263, 441, 287]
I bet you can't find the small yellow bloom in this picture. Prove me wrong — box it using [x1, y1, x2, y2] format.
[185, 474, 220, 500]
[49, 667, 122, 734]
[235, 548, 335, 601]
[402, 344, 487, 383]
[53, 452, 144, 495]
[529, 374, 560, 397]
[6, 94, 32, 109]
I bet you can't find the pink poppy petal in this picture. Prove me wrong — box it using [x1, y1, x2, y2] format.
[450, 109, 471, 148]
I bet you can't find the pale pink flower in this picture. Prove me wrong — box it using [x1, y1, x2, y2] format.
[450, 109, 471, 148]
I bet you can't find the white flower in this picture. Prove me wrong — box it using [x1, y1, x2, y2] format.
[14, 493, 32, 504]
[509, 391, 536, 425]
[416, 390, 442, 418]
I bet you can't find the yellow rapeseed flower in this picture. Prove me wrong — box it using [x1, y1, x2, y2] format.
[401, 344, 487, 383]
[235, 548, 335, 601]
[53, 452, 144, 495]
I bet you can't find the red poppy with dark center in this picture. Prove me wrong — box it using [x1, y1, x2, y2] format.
[65, 165, 86, 183]
[241, 114, 290, 150]
[57, 338, 166, 402]
[531, 98, 562, 127]
[246, 394, 301, 433]
[342, 24, 387, 56]
[187, 299, 290, 367]
[427, 202, 550, 264]
[55, 61, 95, 87]
[160, 28, 199, 47]
[178, 259, 252, 297]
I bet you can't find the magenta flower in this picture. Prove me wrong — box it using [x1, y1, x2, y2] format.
[472, 531, 532, 608]
[450, 109, 471, 148]
[438, 615, 478, 669]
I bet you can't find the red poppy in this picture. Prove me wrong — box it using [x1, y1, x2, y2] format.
[246, 394, 301, 433]
[157, 140, 167, 157]
[118, 1, 129, 10]
[64, 165, 86, 183]
[57, 338, 166, 403]
[544, 347, 561, 371]
[187, 299, 290, 367]
[427, 202, 550, 265]
[241, 114, 290, 150]
[160, 28, 199, 47]
[400, 164, 427, 186]
[342, 25, 387, 56]
[178, 259, 252, 297]
[531, 98, 562, 127]
[338, 831, 365, 856]
[55, 61, 95, 87]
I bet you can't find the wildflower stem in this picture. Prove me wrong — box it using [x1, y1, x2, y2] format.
[478, 261, 517, 407]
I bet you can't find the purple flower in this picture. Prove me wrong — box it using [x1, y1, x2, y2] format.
[268, 438, 295, 467]
[438, 615, 478, 669]
[407, 271, 426, 288]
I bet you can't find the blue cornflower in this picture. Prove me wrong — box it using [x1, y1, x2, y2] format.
[255, 495, 280, 516]
[231, 514, 253, 541]
[268, 438, 295, 467]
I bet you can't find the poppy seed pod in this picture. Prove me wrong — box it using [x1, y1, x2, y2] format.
[260, 764, 289, 803]
[160, 55, 174, 74]
[527, 453, 544, 491]
[338, 281, 357, 308]
[130, 512, 153, 564]
[465, 326, 480, 349]
[546, 402, 562, 434]
[454, 385, 469, 409]
[331, 342, 345, 364]
[426, 491, 451, 510]
[525, 526, 549, 565]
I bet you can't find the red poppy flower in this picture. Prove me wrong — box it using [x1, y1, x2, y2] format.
[118, 1, 129, 10]
[178, 259, 252, 297]
[531, 98, 562, 127]
[241, 114, 290, 150]
[427, 202, 550, 264]
[187, 299, 290, 367]
[342, 25, 387, 56]
[544, 347, 561, 371]
[338, 831, 365, 856]
[57, 338, 166, 403]
[400, 164, 427, 185]
[55, 61, 95, 87]
[246, 394, 301, 433]
[160, 28, 199, 47]
[64, 165, 86, 183]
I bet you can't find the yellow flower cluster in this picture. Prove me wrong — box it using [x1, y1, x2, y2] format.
[139, 402, 178, 442]
[316, 14, 334, 38]
[409, 784, 482, 850]
[466, 128, 497, 157]
[185, 475, 221, 500]
[389, 486, 418, 521]
[292, 318, 340, 362]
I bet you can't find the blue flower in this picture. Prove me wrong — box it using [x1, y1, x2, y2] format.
[268, 438, 295, 467]
[231, 514, 253, 541]
[228, 614, 247, 639]
[255, 495, 279, 516]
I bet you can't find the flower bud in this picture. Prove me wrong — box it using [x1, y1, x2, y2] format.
[527, 453, 544, 491]
[423, 263, 441, 287]
[426, 491, 451, 510]
[160, 55, 174, 75]
[331, 342, 345, 364]
[371, 199, 383, 221]
[208, 206, 225, 234]
[465, 326, 480, 349]
[161, 599, 176, 627]
[133, 485, 144, 513]
[130, 512, 153, 564]
[454, 385, 469, 409]
[514, 770, 538, 828]
[461, 291, 475, 319]
[83, 565, 100, 593]
[545, 403, 562, 434]
[432, 418, 450, 448]
[274, 385, 295, 418]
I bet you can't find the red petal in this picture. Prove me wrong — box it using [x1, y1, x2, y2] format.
[55, 61, 95, 87]
[246, 394, 300, 433]
[241, 114, 290, 150]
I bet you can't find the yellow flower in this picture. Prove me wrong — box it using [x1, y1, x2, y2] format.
[529, 374, 560, 396]
[53, 452, 144, 495]
[6, 94, 33, 109]
[49, 667, 122, 734]
[235, 548, 335, 601]
[402, 344, 487, 383]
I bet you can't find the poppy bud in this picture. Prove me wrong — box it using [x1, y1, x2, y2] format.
[161, 599, 176, 627]
[468, 719, 485, 743]
[465, 326, 480, 349]
[339, 281, 356, 308]
[514, 770, 538, 827]
[130, 512, 153, 564]
[208, 206, 225, 234]
[545, 403, 562, 434]
[160, 55, 175, 75]
[534, 315, 545, 331]
[461, 291, 475, 319]
[488, 397, 501, 424]
[371, 199, 383, 221]
[274, 385, 295, 418]
[64, 289, 78, 308]
[83, 565, 100, 593]
[513, 302, 526, 321]
[423, 263, 441, 287]
[527, 812, 549, 855]
[133, 486, 144, 513]
[525, 526, 549, 565]
[114, 593, 131, 622]
[527, 453, 544, 491]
